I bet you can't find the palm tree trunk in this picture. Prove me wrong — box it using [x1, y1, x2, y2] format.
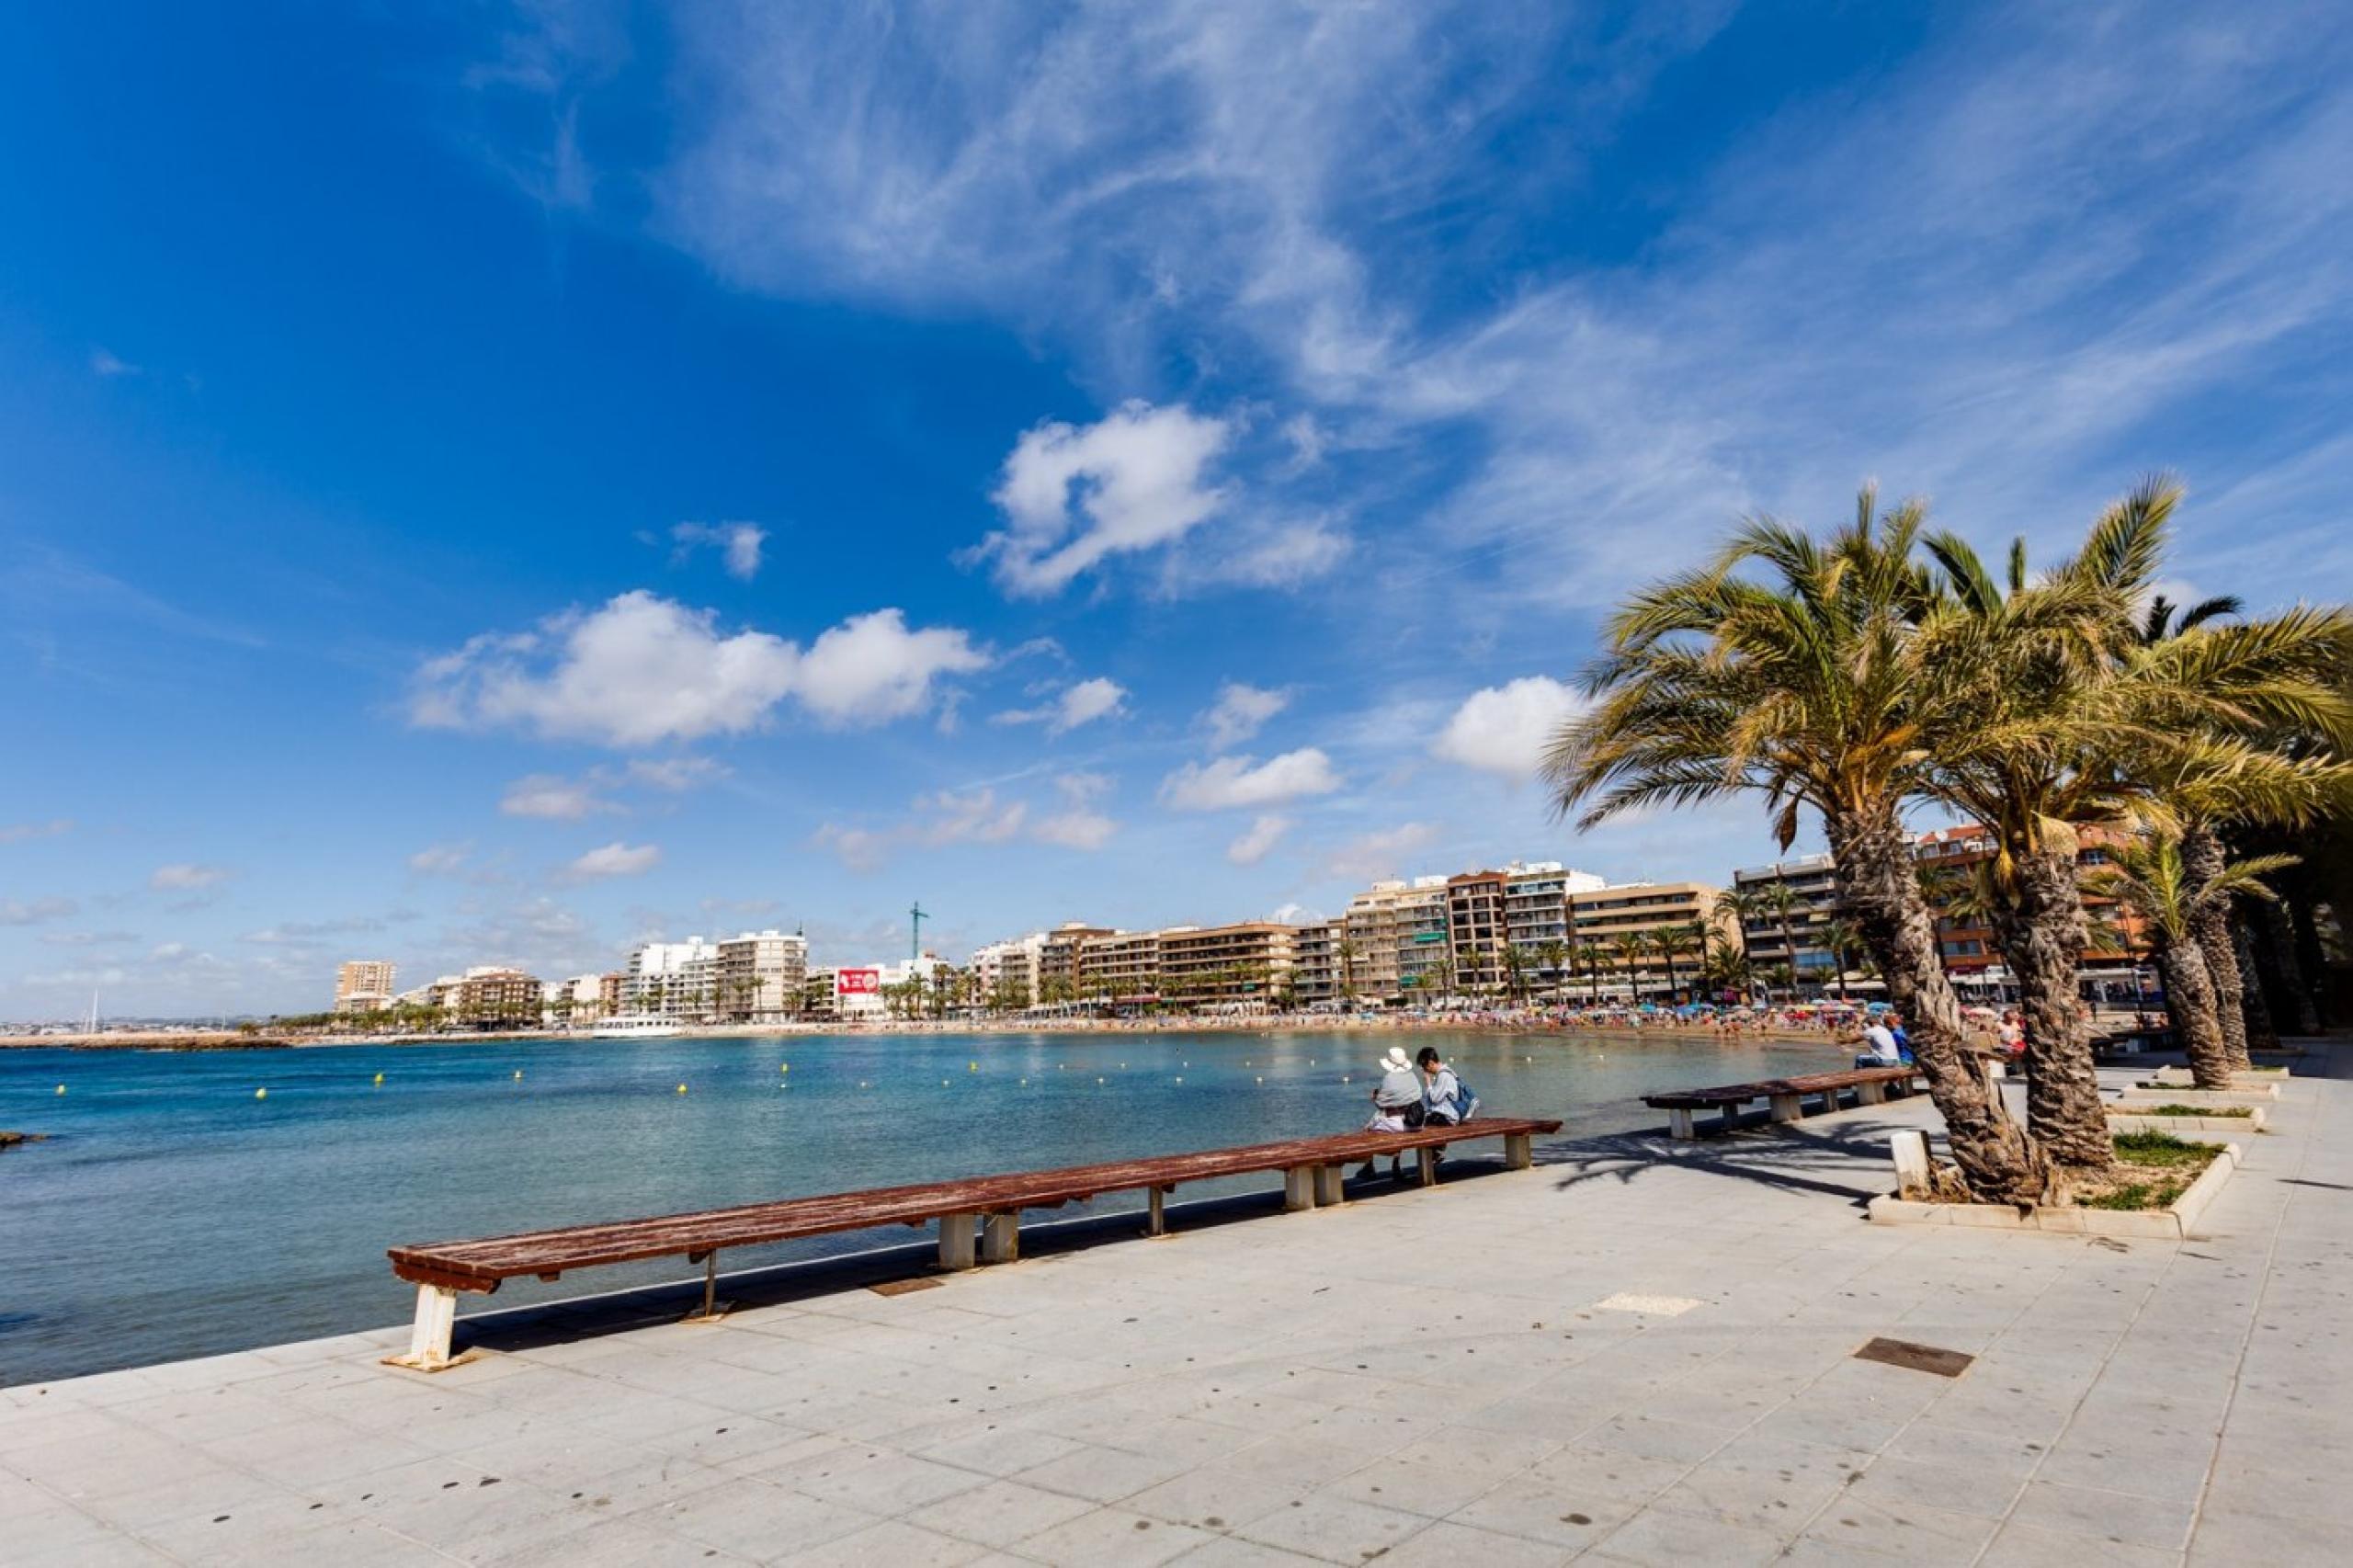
[2180, 824, 2252, 1070]
[2233, 920, 2278, 1051]
[1825, 802, 2046, 1203]
[1989, 845, 2111, 1175]
[2157, 940, 2234, 1089]
[2260, 893, 2322, 1034]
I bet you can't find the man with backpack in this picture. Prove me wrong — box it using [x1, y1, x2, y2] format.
[1417, 1046, 1477, 1124]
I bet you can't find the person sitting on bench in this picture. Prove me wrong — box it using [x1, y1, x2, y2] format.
[1358, 1046, 1425, 1181]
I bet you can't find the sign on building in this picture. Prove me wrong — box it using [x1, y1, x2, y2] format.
[835, 967, 881, 997]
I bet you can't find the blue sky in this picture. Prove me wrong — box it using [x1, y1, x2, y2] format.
[5, 2, 2349, 1017]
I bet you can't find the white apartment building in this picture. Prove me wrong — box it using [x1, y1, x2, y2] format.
[625, 937, 719, 1019]
[540, 973, 608, 1025]
[714, 929, 808, 1022]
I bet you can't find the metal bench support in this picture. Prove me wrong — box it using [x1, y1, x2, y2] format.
[681, 1249, 732, 1324]
[983, 1212, 1020, 1265]
[1146, 1186, 1168, 1237]
[938, 1212, 977, 1271]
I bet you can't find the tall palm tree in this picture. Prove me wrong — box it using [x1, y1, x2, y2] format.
[1918, 480, 2352, 1169]
[1719, 886, 1776, 999]
[1538, 938, 1570, 999]
[1759, 881, 1805, 996]
[1608, 933, 1647, 1002]
[1816, 917, 1863, 1001]
[2088, 832, 2296, 1087]
[1549, 486, 2042, 1201]
[1577, 939, 1605, 1004]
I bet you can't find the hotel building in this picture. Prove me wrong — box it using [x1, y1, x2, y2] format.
[1569, 881, 1728, 999]
[334, 960, 395, 1015]
[714, 930, 809, 1022]
[1156, 923, 1297, 1009]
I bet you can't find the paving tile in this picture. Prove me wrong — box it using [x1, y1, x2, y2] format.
[1121, 1465, 1304, 1532]
[1979, 1519, 2188, 1567]
[623, 1476, 877, 1559]
[1795, 1489, 1999, 1560]
[1017, 1506, 1217, 1567]
[1369, 1518, 1574, 1566]
[2006, 1480, 2196, 1553]
[1580, 1503, 1790, 1566]
[1233, 1492, 1429, 1563]
[768, 1517, 989, 1566]
[1644, 1432, 1867, 1531]
[904, 1476, 1097, 1548]
[1015, 1442, 1200, 1503]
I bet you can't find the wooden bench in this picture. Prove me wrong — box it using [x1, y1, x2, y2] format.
[385, 1115, 1561, 1370]
[1643, 1067, 1919, 1140]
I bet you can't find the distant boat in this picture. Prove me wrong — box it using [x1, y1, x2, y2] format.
[590, 1018, 683, 1038]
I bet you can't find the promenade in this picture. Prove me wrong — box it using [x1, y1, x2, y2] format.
[6, 1047, 2346, 1566]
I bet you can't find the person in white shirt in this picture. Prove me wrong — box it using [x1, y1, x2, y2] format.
[1858, 1017, 1903, 1068]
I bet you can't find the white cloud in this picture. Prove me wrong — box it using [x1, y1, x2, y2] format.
[974, 403, 1233, 595]
[818, 773, 1118, 869]
[671, 521, 767, 580]
[993, 676, 1129, 736]
[625, 756, 730, 791]
[1200, 682, 1290, 752]
[408, 842, 473, 876]
[564, 841, 662, 880]
[150, 864, 231, 892]
[1431, 676, 1588, 781]
[409, 592, 986, 745]
[91, 347, 139, 377]
[1226, 814, 1291, 867]
[1, 819, 74, 844]
[500, 772, 619, 820]
[794, 608, 993, 725]
[1161, 748, 1341, 811]
[1030, 773, 1117, 850]
[1321, 823, 1438, 882]
[1, 896, 78, 926]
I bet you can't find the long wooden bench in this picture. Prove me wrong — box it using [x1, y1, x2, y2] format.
[385, 1115, 1561, 1370]
[1643, 1067, 1919, 1140]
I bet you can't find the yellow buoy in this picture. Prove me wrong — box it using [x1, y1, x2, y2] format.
[780, 1062, 789, 1073]
[55, 1084, 66, 1095]
[676, 1083, 688, 1094]
[969, 1062, 977, 1072]
[255, 1087, 267, 1100]
[373, 1072, 384, 1085]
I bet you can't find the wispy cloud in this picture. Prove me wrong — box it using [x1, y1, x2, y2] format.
[992, 676, 1129, 737]
[669, 520, 767, 580]
[0, 819, 74, 845]
[150, 863, 232, 892]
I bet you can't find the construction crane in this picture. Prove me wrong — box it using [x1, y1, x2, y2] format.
[909, 902, 929, 962]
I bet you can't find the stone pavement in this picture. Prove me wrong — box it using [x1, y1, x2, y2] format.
[6, 1045, 2347, 1566]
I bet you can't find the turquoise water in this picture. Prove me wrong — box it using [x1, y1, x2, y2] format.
[0, 1028, 1843, 1384]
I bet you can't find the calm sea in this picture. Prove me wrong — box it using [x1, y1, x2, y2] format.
[0, 1028, 1842, 1384]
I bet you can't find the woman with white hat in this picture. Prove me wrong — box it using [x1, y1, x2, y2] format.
[1358, 1045, 1427, 1181]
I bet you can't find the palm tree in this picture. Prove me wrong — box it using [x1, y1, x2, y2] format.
[1759, 881, 1804, 997]
[1548, 486, 2042, 1201]
[1918, 480, 2352, 1169]
[1538, 938, 1569, 999]
[2088, 831, 2296, 1087]
[1817, 917, 1863, 1001]
[1336, 937, 1359, 1002]
[1719, 886, 1776, 999]
[1608, 933, 1647, 1003]
[1576, 939, 1605, 1004]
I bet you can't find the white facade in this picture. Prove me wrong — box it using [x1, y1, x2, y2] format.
[626, 937, 720, 1019]
[714, 930, 808, 1022]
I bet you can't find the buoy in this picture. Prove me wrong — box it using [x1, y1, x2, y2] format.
[780, 1062, 789, 1073]
[255, 1087, 267, 1100]
[941, 1078, 949, 1086]
[373, 1072, 384, 1085]
[1097, 1076, 1106, 1085]
[858, 1080, 869, 1088]
[514, 1070, 523, 1080]
[1256, 1076, 1264, 1085]
[55, 1084, 66, 1095]
[1175, 1076, 1184, 1085]
[676, 1083, 688, 1094]
[969, 1062, 977, 1072]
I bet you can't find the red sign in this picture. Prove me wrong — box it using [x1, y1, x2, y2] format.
[835, 968, 881, 996]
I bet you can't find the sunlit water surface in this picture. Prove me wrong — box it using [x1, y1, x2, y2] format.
[0, 1028, 1846, 1382]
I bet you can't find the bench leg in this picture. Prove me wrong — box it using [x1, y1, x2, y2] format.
[681, 1250, 733, 1324]
[1314, 1164, 1345, 1205]
[1667, 1108, 1696, 1141]
[1417, 1148, 1437, 1187]
[386, 1284, 460, 1372]
[1720, 1100, 1745, 1132]
[1504, 1132, 1532, 1170]
[938, 1213, 977, 1271]
[983, 1212, 1019, 1265]
[1855, 1080, 1887, 1107]
[1769, 1093, 1803, 1124]
[1146, 1186, 1168, 1237]
[1284, 1166, 1316, 1211]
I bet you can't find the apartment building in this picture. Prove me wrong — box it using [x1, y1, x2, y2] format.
[714, 929, 808, 1022]
[1912, 823, 2152, 980]
[1729, 854, 1840, 980]
[1570, 881, 1726, 999]
[626, 937, 719, 1019]
[334, 960, 395, 1015]
[1445, 870, 1509, 991]
[1077, 929, 1162, 1006]
[1394, 882, 1451, 995]
[1157, 923, 1297, 1008]
[1039, 923, 1115, 1002]
[1289, 919, 1343, 1006]
[434, 966, 542, 1028]
[970, 933, 1046, 1007]
[1342, 880, 1424, 1000]
[540, 972, 608, 1025]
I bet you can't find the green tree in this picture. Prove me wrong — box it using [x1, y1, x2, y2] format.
[1548, 486, 2041, 1201]
[2088, 831, 2295, 1087]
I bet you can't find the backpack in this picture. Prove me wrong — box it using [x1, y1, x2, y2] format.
[1438, 1072, 1477, 1122]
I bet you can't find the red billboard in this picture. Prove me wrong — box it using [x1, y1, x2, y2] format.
[835, 967, 881, 997]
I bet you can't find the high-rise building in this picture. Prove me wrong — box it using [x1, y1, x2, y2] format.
[439, 966, 541, 1028]
[714, 930, 808, 1022]
[1729, 854, 1840, 982]
[1156, 923, 1297, 1008]
[334, 960, 395, 1015]
[1569, 881, 1727, 1000]
[1077, 930, 1162, 1006]
[625, 937, 719, 1019]
[1289, 919, 1343, 1006]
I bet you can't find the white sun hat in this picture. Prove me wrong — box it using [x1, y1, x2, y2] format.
[1380, 1046, 1412, 1074]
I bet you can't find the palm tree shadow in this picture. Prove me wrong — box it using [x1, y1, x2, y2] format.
[1531, 1119, 1917, 1209]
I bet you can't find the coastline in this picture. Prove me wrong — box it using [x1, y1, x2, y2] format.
[0, 1014, 1859, 1052]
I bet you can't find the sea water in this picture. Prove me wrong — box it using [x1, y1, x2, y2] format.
[0, 1028, 1842, 1383]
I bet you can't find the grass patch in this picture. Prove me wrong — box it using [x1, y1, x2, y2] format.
[2084, 1177, 2190, 1211]
[2110, 1103, 2254, 1119]
[2113, 1128, 2222, 1167]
